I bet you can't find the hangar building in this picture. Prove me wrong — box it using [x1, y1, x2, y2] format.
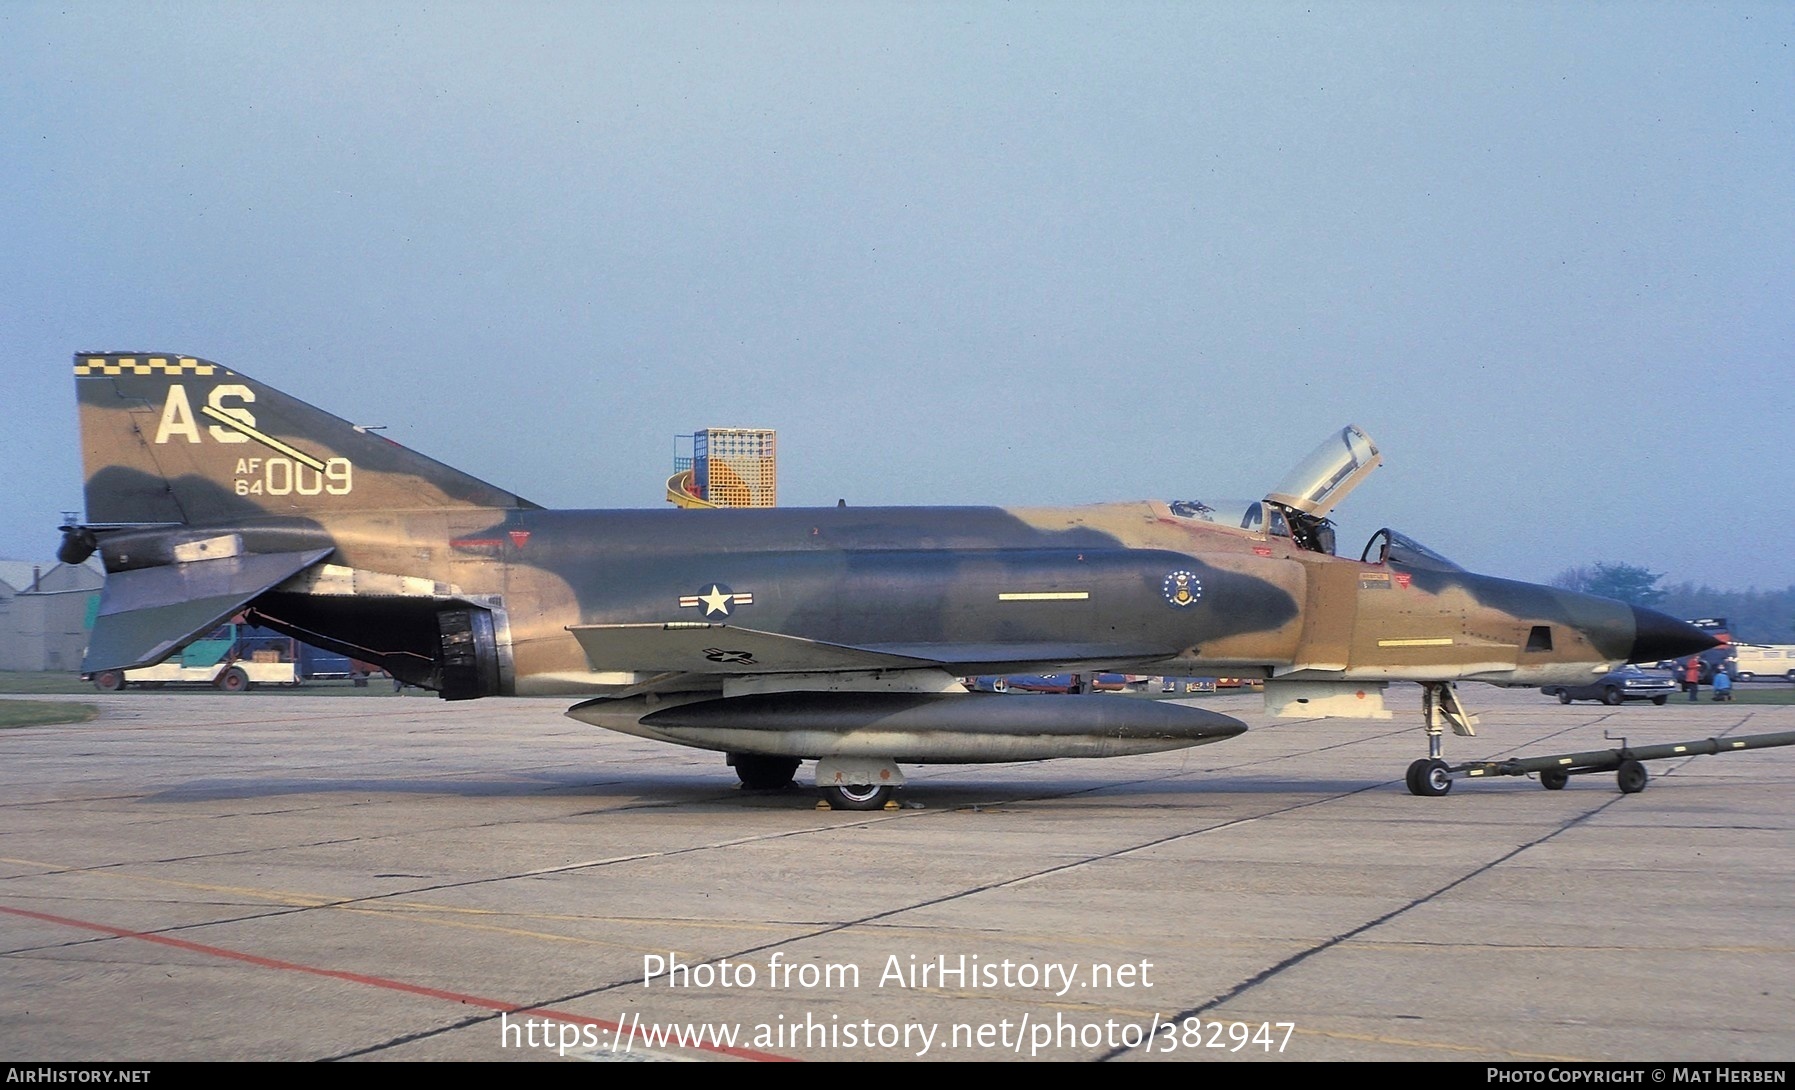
[0, 559, 103, 672]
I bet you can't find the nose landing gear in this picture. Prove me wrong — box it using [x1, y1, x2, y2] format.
[1404, 682, 1479, 797]
[1405, 758, 1453, 797]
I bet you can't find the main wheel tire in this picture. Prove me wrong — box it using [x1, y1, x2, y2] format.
[1601, 687, 1623, 706]
[1737, 672, 1754, 682]
[1617, 759, 1648, 794]
[216, 667, 250, 693]
[821, 782, 894, 811]
[1651, 695, 1668, 705]
[93, 670, 126, 692]
[1407, 758, 1452, 797]
[1540, 767, 1570, 791]
[732, 754, 801, 790]
[1556, 690, 1572, 705]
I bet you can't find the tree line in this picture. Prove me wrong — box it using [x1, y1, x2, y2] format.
[1551, 562, 1795, 643]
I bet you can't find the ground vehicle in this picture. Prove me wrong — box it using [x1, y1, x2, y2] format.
[1541, 665, 1677, 706]
[965, 674, 1199, 695]
[1730, 644, 1795, 682]
[960, 675, 1070, 693]
[1160, 677, 1218, 695]
[1003, 673, 1082, 694]
[87, 623, 353, 692]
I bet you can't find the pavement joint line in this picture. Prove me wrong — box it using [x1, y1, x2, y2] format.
[0, 902, 796, 1062]
[1096, 788, 1634, 1061]
[345, 778, 1441, 1057]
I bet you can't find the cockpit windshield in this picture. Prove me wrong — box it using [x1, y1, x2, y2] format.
[1360, 528, 1463, 571]
[1168, 499, 1290, 537]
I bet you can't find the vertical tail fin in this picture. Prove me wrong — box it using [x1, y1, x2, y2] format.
[75, 353, 536, 526]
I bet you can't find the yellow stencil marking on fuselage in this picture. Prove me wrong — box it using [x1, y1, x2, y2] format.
[1376, 638, 1455, 647]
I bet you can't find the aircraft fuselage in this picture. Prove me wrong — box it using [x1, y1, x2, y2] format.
[98, 501, 1646, 702]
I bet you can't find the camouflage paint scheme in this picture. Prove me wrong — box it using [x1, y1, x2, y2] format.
[67, 354, 1714, 801]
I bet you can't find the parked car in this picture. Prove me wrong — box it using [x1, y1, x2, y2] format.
[1160, 677, 1216, 695]
[1005, 674, 1081, 694]
[960, 674, 1080, 693]
[1541, 665, 1677, 706]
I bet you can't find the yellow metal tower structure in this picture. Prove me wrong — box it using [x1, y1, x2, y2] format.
[667, 428, 777, 508]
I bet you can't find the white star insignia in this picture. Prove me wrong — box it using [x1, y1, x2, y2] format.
[699, 585, 733, 616]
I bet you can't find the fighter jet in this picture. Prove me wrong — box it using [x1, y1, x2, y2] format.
[64, 353, 1714, 808]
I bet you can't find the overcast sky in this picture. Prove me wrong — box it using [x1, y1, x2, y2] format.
[4, 2, 1790, 588]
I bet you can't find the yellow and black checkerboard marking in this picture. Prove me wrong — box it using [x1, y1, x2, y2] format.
[74, 356, 218, 377]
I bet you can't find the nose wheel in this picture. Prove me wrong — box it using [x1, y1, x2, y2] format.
[1406, 758, 1453, 797]
[1405, 682, 1478, 796]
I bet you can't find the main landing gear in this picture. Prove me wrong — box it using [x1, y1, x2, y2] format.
[727, 753, 800, 791]
[814, 757, 904, 810]
[819, 781, 896, 811]
[726, 754, 905, 810]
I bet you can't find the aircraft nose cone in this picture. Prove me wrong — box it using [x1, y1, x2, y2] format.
[1629, 606, 1717, 664]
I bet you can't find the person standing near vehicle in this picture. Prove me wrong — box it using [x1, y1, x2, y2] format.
[1683, 656, 1702, 702]
[1712, 667, 1734, 702]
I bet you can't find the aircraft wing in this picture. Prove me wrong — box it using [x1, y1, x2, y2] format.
[568, 623, 937, 675]
[567, 623, 1170, 677]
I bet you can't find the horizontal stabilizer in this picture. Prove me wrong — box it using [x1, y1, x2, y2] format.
[567, 622, 937, 675]
[83, 548, 332, 671]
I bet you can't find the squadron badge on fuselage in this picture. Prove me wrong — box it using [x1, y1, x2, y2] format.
[1162, 570, 1203, 608]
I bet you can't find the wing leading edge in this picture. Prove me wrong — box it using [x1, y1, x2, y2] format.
[566, 622, 1171, 678]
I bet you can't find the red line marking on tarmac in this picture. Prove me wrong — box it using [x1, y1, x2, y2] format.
[0, 903, 795, 1062]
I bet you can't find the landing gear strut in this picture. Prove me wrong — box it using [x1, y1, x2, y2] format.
[1405, 682, 1479, 797]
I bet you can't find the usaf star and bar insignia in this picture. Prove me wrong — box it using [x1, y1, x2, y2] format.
[680, 583, 754, 617]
